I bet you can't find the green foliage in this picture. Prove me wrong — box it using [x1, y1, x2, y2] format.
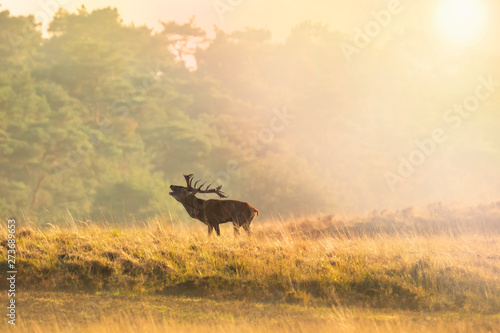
[0, 7, 336, 219]
[1, 7, 500, 220]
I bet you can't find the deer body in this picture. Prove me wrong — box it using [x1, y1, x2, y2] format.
[169, 174, 258, 236]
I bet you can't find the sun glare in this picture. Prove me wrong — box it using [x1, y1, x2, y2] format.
[436, 0, 486, 45]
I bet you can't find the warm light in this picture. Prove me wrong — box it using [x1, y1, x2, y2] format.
[436, 0, 486, 45]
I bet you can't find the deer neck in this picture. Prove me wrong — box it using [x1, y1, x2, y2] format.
[181, 196, 206, 220]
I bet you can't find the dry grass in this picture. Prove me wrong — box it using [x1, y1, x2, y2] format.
[10, 293, 500, 333]
[1, 203, 499, 332]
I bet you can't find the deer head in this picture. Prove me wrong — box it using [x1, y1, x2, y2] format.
[169, 174, 227, 203]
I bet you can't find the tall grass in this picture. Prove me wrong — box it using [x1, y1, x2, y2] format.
[1, 203, 499, 332]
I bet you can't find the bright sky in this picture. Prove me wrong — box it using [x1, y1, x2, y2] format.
[0, 0, 429, 38]
[0, 0, 498, 48]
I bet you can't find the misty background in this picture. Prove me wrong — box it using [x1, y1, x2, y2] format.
[1, 2, 499, 221]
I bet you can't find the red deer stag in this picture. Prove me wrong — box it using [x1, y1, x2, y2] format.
[169, 174, 259, 236]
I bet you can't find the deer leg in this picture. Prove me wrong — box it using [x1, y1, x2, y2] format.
[243, 223, 252, 235]
[233, 223, 240, 236]
[208, 225, 213, 236]
[214, 224, 221, 236]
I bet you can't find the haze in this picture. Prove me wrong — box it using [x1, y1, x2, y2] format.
[1, 0, 499, 219]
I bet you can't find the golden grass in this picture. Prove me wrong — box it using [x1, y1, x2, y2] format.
[10, 293, 500, 333]
[1, 203, 499, 332]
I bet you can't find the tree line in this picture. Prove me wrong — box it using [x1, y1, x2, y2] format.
[1, 6, 499, 222]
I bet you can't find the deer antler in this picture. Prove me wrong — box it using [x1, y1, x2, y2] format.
[184, 174, 228, 198]
[183, 174, 227, 198]
[184, 174, 194, 189]
[197, 182, 228, 198]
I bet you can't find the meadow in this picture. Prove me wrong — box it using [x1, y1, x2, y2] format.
[1, 203, 499, 332]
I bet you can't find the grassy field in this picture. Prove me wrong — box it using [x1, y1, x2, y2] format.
[1, 203, 500, 332]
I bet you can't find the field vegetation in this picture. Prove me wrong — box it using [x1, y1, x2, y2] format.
[1, 203, 499, 332]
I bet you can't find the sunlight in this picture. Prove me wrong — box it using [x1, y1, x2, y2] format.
[436, 0, 487, 45]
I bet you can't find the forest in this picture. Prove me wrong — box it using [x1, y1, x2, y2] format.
[1, 6, 500, 222]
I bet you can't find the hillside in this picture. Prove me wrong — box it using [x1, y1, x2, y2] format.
[1, 204, 499, 332]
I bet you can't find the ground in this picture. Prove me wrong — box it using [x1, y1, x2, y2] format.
[1, 203, 499, 332]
